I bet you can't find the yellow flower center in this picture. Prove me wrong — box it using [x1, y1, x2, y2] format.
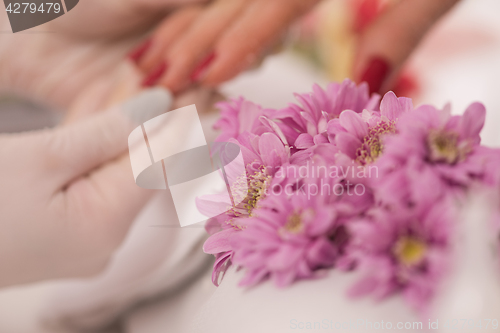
[427, 129, 465, 164]
[393, 236, 427, 266]
[356, 120, 396, 165]
[284, 212, 304, 234]
[246, 168, 272, 215]
[228, 166, 272, 219]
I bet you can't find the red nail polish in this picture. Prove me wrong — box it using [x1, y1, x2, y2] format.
[128, 39, 152, 64]
[190, 52, 216, 82]
[142, 61, 167, 87]
[360, 57, 391, 94]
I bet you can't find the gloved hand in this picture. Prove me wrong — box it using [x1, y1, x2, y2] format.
[0, 88, 171, 288]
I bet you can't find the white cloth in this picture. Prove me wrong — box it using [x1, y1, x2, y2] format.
[41, 191, 211, 330]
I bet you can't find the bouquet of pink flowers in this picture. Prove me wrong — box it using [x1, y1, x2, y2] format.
[197, 79, 500, 312]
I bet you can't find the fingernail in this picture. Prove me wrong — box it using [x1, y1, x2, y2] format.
[190, 52, 216, 83]
[128, 39, 152, 64]
[142, 61, 168, 87]
[122, 87, 173, 125]
[360, 56, 391, 94]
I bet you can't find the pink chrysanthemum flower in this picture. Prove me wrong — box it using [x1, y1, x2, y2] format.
[199, 132, 290, 285]
[272, 79, 380, 149]
[347, 197, 454, 312]
[328, 91, 413, 165]
[377, 101, 489, 187]
[230, 154, 373, 287]
[230, 190, 339, 287]
[198, 132, 290, 219]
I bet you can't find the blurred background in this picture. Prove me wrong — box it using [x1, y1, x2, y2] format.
[0, 0, 499, 332]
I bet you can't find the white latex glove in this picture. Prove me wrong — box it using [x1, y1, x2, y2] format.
[0, 88, 172, 288]
[39, 87, 223, 331]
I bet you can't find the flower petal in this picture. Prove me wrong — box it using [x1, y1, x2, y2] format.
[203, 229, 236, 254]
[339, 110, 368, 140]
[212, 252, 232, 286]
[259, 116, 289, 145]
[380, 91, 411, 120]
[238, 100, 264, 133]
[461, 102, 486, 143]
[306, 237, 337, 267]
[267, 245, 303, 271]
[196, 194, 233, 217]
[313, 133, 329, 145]
[259, 132, 287, 168]
[335, 132, 363, 160]
[295, 133, 315, 149]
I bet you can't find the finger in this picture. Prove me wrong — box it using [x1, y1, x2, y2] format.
[44, 88, 173, 186]
[62, 78, 114, 125]
[353, 0, 460, 94]
[64, 62, 145, 125]
[157, 0, 248, 93]
[133, 5, 203, 74]
[130, 0, 208, 10]
[201, 0, 319, 86]
[62, 153, 154, 255]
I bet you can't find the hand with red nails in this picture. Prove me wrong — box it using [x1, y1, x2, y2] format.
[0, 0, 210, 110]
[130, 0, 320, 92]
[354, 0, 461, 94]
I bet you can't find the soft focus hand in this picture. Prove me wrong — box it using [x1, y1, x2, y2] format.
[0, 0, 206, 109]
[49, 0, 208, 39]
[0, 88, 171, 287]
[354, 0, 460, 94]
[132, 0, 320, 93]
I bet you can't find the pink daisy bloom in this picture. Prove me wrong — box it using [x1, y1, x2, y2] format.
[230, 190, 339, 287]
[272, 79, 379, 150]
[199, 132, 290, 285]
[377, 101, 489, 187]
[230, 152, 374, 287]
[347, 197, 455, 312]
[198, 132, 290, 220]
[328, 91, 413, 165]
[371, 154, 448, 212]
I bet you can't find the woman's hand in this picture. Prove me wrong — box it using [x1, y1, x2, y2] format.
[0, 0, 207, 109]
[131, 0, 320, 93]
[354, 0, 460, 94]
